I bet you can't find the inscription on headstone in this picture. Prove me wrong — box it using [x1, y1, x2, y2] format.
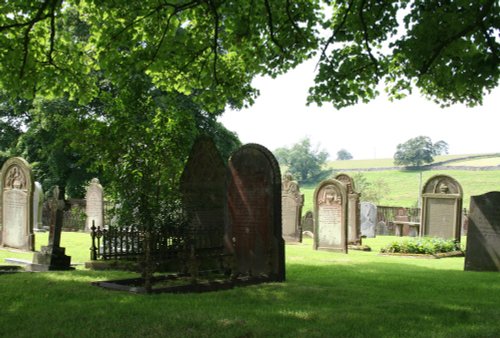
[85, 178, 104, 232]
[1, 157, 34, 251]
[360, 202, 377, 238]
[226, 144, 285, 281]
[464, 192, 500, 272]
[420, 175, 462, 241]
[313, 179, 347, 252]
[281, 173, 304, 243]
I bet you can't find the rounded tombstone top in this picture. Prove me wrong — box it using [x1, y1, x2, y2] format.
[90, 178, 100, 184]
[422, 174, 463, 196]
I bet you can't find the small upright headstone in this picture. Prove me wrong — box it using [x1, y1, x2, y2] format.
[180, 136, 226, 251]
[301, 211, 314, 232]
[30, 186, 73, 271]
[226, 144, 285, 281]
[420, 175, 463, 241]
[0, 157, 35, 251]
[33, 182, 44, 231]
[85, 178, 104, 232]
[281, 173, 304, 243]
[464, 192, 500, 272]
[335, 173, 361, 245]
[376, 221, 387, 235]
[360, 202, 377, 238]
[313, 179, 347, 253]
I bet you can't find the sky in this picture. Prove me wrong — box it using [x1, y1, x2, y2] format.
[218, 59, 500, 160]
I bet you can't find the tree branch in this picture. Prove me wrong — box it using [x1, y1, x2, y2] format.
[263, 0, 286, 54]
[358, 0, 379, 69]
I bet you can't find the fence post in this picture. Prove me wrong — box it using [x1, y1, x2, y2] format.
[90, 220, 97, 260]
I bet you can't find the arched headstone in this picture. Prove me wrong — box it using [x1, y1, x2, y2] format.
[281, 173, 304, 243]
[226, 144, 285, 281]
[0, 157, 35, 251]
[313, 179, 348, 253]
[85, 178, 104, 231]
[335, 173, 361, 245]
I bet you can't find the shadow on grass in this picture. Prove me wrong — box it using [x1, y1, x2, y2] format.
[1, 262, 499, 338]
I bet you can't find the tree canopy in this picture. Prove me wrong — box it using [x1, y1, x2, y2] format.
[336, 149, 353, 160]
[0, 0, 498, 110]
[393, 136, 448, 167]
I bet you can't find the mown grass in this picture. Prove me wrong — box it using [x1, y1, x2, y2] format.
[1, 233, 500, 338]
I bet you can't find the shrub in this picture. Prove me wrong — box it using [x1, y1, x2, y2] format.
[380, 238, 461, 255]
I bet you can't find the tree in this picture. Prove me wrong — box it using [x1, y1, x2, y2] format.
[393, 136, 449, 167]
[351, 172, 390, 205]
[336, 149, 353, 160]
[274, 137, 329, 182]
[0, 1, 497, 110]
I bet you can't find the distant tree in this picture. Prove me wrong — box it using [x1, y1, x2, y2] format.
[274, 137, 329, 182]
[394, 136, 449, 167]
[352, 172, 390, 205]
[336, 149, 353, 160]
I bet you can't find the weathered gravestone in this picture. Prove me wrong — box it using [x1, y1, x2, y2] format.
[420, 175, 463, 241]
[33, 182, 44, 231]
[226, 144, 285, 281]
[464, 192, 500, 272]
[301, 211, 314, 232]
[376, 221, 388, 236]
[281, 173, 304, 243]
[335, 173, 361, 245]
[180, 136, 226, 255]
[360, 202, 377, 238]
[0, 157, 35, 251]
[85, 178, 104, 232]
[30, 186, 73, 271]
[313, 179, 347, 253]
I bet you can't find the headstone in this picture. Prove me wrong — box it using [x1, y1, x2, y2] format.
[301, 211, 314, 232]
[33, 182, 44, 231]
[180, 136, 226, 251]
[30, 186, 73, 271]
[85, 178, 104, 232]
[335, 173, 361, 245]
[0, 157, 35, 251]
[226, 144, 285, 281]
[464, 192, 500, 271]
[376, 221, 387, 235]
[360, 202, 377, 238]
[313, 179, 347, 253]
[420, 175, 463, 241]
[281, 173, 304, 243]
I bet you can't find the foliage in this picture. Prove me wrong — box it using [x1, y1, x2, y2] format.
[351, 172, 390, 204]
[0, 1, 497, 111]
[274, 137, 329, 182]
[380, 237, 462, 255]
[393, 136, 449, 167]
[336, 149, 353, 160]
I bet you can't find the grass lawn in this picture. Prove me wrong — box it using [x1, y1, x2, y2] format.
[1, 232, 500, 337]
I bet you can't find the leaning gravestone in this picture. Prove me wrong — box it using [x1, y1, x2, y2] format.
[33, 182, 44, 231]
[464, 192, 500, 272]
[420, 175, 463, 241]
[226, 144, 285, 281]
[0, 157, 35, 251]
[281, 173, 304, 243]
[335, 173, 361, 245]
[180, 136, 226, 252]
[313, 179, 347, 253]
[85, 178, 104, 232]
[360, 202, 377, 238]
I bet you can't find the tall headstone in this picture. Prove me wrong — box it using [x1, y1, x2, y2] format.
[335, 173, 361, 245]
[281, 173, 304, 243]
[360, 202, 377, 238]
[85, 178, 104, 232]
[313, 179, 348, 253]
[464, 192, 500, 271]
[33, 182, 44, 231]
[0, 157, 35, 251]
[180, 136, 226, 251]
[226, 144, 285, 281]
[420, 174, 463, 241]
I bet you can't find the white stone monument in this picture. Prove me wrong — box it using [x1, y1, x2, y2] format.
[85, 178, 104, 231]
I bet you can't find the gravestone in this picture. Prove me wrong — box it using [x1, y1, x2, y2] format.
[302, 211, 314, 232]
[464, 192, 500, 271]
[30, 186, 73, 271]
[226, 144, 285, 281]
[85, 178, 104, 232]
[376, 221, 387, 235]
[313, 179, 347, 253]
[33, 182, 44, 231]
[180, 136, 226, 252]
[420, 175, 463, 241]
[360, 202, 377, 238]
[0, 157, 35, 251]
[281, 173, 304, 243]
[335, 173, 361, 245]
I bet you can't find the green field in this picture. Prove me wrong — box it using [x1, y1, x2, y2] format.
[1, 233, 500, 338]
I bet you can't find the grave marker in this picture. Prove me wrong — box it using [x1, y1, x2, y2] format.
[85, 178, 104, 232]
[360, 202, 377, 238]
[281, 173, 304, 243]
[335, 173, 361, 245]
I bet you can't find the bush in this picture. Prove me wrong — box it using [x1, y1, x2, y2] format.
[380, 238, 461, 255]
